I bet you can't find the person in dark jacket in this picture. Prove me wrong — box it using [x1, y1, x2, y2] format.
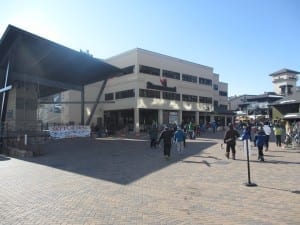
[158, 126, 173, 159]
[223, 124, 240, 160]
[254, 126, 267, 161]
[149, 126, 158, 148]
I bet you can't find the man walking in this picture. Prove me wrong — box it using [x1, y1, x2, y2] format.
[223, 124, 240, 160]
[158, 126, 173, 159]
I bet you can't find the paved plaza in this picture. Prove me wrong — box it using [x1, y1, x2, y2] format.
[0, 131, 299, 225]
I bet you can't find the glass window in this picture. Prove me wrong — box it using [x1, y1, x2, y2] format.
[182, 94, 197, 102]
[162, 92, 180, 100]
[115, 89, 135, 99]
[139, 89, 160, 98]
[105, 93, 114, 101]
[139, 65, 160, 76]
[219, 91, 227, 97]
[199, 77, 212, 86]
[199, 96, 212, 103]
[182, 74, 197, 83]
[162, 69, 180, 80]
[219, 104, 228, 110]
[122, 65, 135, 75]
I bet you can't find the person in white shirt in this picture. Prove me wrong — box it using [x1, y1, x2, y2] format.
[263, 122, 272, 151]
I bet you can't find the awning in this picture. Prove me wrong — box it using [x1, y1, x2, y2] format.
[0, 25, 122, 97]
[283, 113, 300, 120]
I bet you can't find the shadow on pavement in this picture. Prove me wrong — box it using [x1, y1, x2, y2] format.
[257, 185, 300, 194]
[234, 158, 300, 165]
[22, 137, 217, 185]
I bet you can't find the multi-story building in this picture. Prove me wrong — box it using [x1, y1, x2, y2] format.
[270, 68, 299, 96]
[58, 48, 232, 133]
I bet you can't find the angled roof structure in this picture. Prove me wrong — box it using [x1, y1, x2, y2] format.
[269, 68, 300, 77]
[0, 24, 122, 97]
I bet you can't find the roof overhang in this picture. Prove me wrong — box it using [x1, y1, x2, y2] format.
[283, 113, 300, 120]
[0, 25, 122, 97]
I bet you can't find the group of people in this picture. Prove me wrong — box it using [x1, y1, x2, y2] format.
[149, 119, 299, 162]
[223, 121, 274, 162]
[148, 125, 186, 160]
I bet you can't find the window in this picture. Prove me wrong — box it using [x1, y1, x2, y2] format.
[182, 74, 197, 83]
[199, 96, 212, 104]
[115, 89, 135, 99]
[214, 100, 218, 108]
[213, 84, 218, 90]
[162, 92, 180, 100]
[139, 89, 160, 98]
[219, 104, 228, 110]
[182, 94, 197, 102]
[139, 65, 160, 76]
[219, 91, 227, 97]
[105, 93, 114, 101]
[199, 77, 212, 86]
[162, 69, 180, 80]
[122, 65, 135, 75]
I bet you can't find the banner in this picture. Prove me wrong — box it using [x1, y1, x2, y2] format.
[49, 125, 91, 139]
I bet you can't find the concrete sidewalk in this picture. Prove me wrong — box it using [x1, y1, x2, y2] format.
[0, 132, 299, 225]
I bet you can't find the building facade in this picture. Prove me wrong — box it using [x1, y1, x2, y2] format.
[269, 68, 299, 96]
[55, 48, 231, 133]
[228, 68, 299, 123]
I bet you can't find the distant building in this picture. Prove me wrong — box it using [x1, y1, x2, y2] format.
[229, 68, 299, 123]
[229, 92, 283, 122]
[269, 68, 299, 96]
[270, 89, 300, 121]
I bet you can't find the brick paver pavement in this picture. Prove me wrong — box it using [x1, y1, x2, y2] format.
[0, 131, 299, 225]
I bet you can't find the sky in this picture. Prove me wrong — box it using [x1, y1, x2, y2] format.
[1, 0, 299, 97]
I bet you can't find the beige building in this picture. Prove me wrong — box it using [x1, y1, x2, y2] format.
[53, 48, 231, 133]
[269, 68, 299, 96]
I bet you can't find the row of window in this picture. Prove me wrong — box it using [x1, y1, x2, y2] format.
[121, 65, 227, 96]
[105, 89, 218, 105]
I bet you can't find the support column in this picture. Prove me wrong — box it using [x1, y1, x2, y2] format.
[158, 109, 163, 126]
[134, 108, 140, 133]
[80, 86, 85, 125]
[179, 110, 182, 126]
[195, 111, 199, 125]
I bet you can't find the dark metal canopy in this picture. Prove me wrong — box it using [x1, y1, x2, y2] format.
[0, 24, 122, 97]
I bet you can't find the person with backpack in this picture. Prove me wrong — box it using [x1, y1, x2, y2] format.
[254, 126, 267, 162]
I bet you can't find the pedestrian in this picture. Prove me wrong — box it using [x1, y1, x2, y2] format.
[223, 123, 240, 160]
[149, 125, 158, 148]
[174, 126, 185, 154]
[212, 120, 217, 133]
[263, 121, 272, 151]
[273, 123, 283, 147]
[188, 122, 195, 139]
[254, 126, 267, 161]
[158, 126, 174, 159]
[241, 124, 252, 141]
